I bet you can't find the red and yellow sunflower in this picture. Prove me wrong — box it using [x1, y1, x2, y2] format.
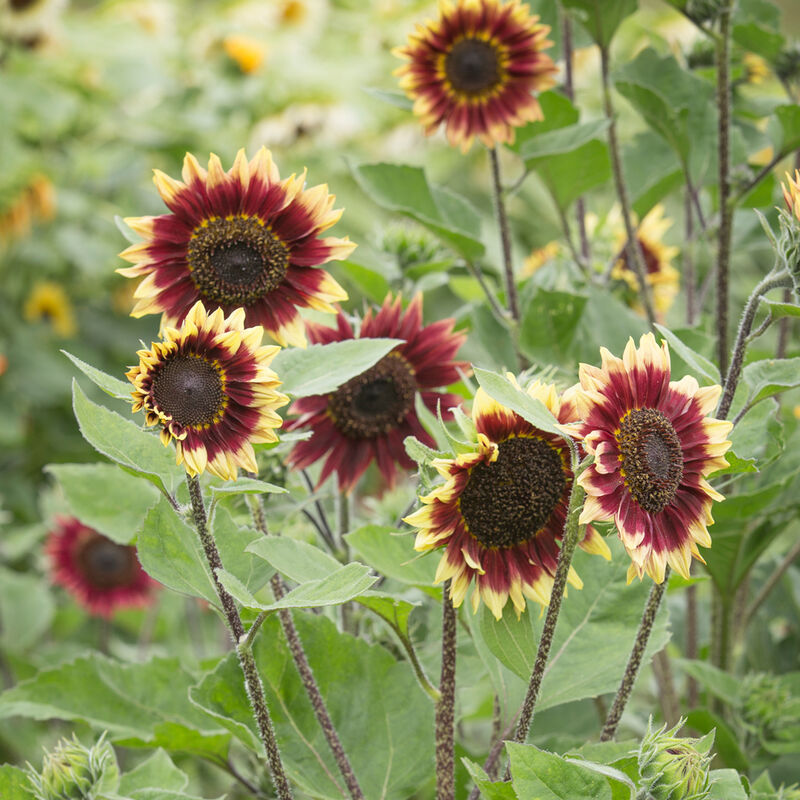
[572, 333, 732, 583]
[285, 293, 467, 493]
[47, 517, 157, 618]
[394, 0, 558, 153]
[118, 148, 354, 347]
[127, 300, 288, 481]
[405, 380, 611, 620]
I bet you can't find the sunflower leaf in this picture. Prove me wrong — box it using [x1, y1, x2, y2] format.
[345, 525, 436, 586]
[63, 350, 132, 400]
[561, 0, 637, 47]
[653, 325, 721, 384]
[208, 477, 287, 496]
[117, 750, 189, 795]
[272, 338, 404, 397]
[742, 357, 800, 405]
[461, 759, 518, 800]
[246, 537, 341, 583]
[472, 368, 561, 436]
[0, 765, 35, 800]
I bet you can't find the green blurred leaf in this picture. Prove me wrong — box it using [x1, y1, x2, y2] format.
[190, 613, 433, 799]
[339, 260, 392, 304]
[708, 769, 749, 800]
[733, 22, 784, 61]
[475, 542, 669, 711]
[46, 463, 160, 544]
[272, 338, 403, 397]
[63, 350, 132, 400]
[461, 759, 518, 799]
[345, 524, 436, 585]
[561, 0, 638, 47]
[473, 368, 562, 436]
[0, 568, 55, 653]
[118, 750, 189, 795]
[0, 654, 222, 742]
[774, 105, 800, 154]
[356, 593, 417, 639]
[681, 660, 744, 706]
[363, 87, 414, 110]
[507, 743, 613, 799]
[0, 765, 34, 800]
[208, 477, 287, 497]
[623, 131, 683, 218]
[742, 357, 800, 405]
[351, 162, 485, 259]
[71, 380, 184, 496]
[518, 119, 610, 160]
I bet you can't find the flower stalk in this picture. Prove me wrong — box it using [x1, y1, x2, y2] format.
[435, 580, 457, 800]
[489, 146, 520, 323]
[600, 570, 670, 742]
[186, 474, 293, 800]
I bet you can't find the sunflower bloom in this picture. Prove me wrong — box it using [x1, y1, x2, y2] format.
[23, 281, 76, 337]
[285, 293, 467, 493]
[118, 148, 353, 347]
[405, 381, 611, 620]
[573, 333, 732, 584]
[612, 205, 680, 320]
[394, 0, 558, 153]
[47, 517, 157, 618]
[127, 300, 288, 480]
[223, 35, 267, 74]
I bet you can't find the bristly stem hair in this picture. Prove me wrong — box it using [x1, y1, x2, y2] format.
[435, 580, 457, 800]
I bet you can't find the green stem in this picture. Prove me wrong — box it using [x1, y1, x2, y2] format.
[186, 474, 293, 800]
[435, 580, 457, 800]
[600, 43, 656, 327]
[715, 0, 734, 376]
[489, 146, 520, 323]
[600, 570, 670, 741]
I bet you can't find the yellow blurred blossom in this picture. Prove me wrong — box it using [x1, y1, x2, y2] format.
[522, 242, 560, 277]
[743, 52, 769, 84]
[24, 281, 76, 337]
[223, 35, 267, 74]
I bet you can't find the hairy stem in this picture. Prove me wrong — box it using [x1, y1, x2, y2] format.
[436, 581, 457, 800]
[715, 0, 734, 376]
[186, 474, 292, 800]
[489, 146, 520, 322]
[600, 44, 656, 326]
[716, 271, 793, 420]
[685, 189, 697, 326]
[600, 570, 669, 741]
[777, 286, 792, 359]
[686, 582, 699, 708]
[248, 495, 364, 800]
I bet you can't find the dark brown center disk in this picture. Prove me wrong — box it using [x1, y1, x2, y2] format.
[188, 216, 289, 306]
[459, 436, 567, 549]
[617, 407, 683, 513]
[444, 38, 502, 95]
[75, 535, 138, 589]
[152, 354, 224, 427]
[328, 353, 417, 438]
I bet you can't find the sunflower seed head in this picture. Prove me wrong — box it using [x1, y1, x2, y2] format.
[637, 717, 713, 800]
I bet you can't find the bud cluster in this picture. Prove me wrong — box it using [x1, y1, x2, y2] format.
[637, 718, 713, 800]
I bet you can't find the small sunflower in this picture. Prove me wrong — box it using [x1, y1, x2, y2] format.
[285, 293, 467, 493]
[118, 148, 353, 348]
[23, 280, 76, 337]
[393, 0, 558, 153]
[572, 333, 732, 583]
[612, 205, 680, 320]
[405, 380, 611, 620]
[127, 300, 288, 480]
[46, 517, 157, 618]
[223, 34, 267, 74]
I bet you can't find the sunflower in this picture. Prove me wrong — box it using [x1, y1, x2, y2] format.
[572, 333, 732, 583]
[127, 300, 288, 480]
[118, 148, 353, 348]
[612, 204, 680, 320]
[405, 380, 611, 620]
[285, 293, 467, 493]
[46, 517, 157, 618]
[223, 34, 267, 74]
[393, 0, 558, 153]
[23, 280, 76, 337]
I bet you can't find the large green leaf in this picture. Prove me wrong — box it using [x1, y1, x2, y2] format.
[0, 568, 55, 653]
[461, 759, 518, 800]
[351, 162, 485, 260]
[62, 350, 132, 400]
[190, 612, 434, 799]
[475, 541, 670, 711]
[0, 654, 223, 742]
[622, 131, 683, 218]
[742, 357, 800, 406]
[507, 743, 613, 799]
[708, 769, 749, 800]
[246, 536, 341, 582]
[71, 380, 184, 496]
[271, 338, 404, 397]
[562, 0, 637, 47]
[518, 119, 610, 160]
[46, 463, 160, 545]
[345, 524, 436, 585]
[208, 477, 287, 497]
[118, 750, 189, 795]
[0, 766, 34, 800]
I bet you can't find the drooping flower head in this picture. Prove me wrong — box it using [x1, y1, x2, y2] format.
[573, 333, 732, 583]
[118, 148, 354, 347]
[405, 381, 611, 620]
[394, 0, 558, 153]
[46, 517, 157, 618]
[285, 293, 467, 493]
[127, 300, 288, 480]
[612, 205, 680, 320]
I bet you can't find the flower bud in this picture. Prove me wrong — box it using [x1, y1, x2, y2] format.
[26, 733, 119, 800]
[777, 173, 800, 298]
[637, 718, 713, 800]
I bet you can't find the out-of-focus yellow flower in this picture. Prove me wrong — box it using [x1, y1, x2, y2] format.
[280, 0, 308, 24]
[750, 145, 774, 167]
[23, 281, 77, 337]
[223, 35, 267, 74]
[612, 204, 680, 321]
[522, 241, 560, 277]
[743, 52, 770, 84]
[793, 405, 800, 421]
[0, 174, 55, 243]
